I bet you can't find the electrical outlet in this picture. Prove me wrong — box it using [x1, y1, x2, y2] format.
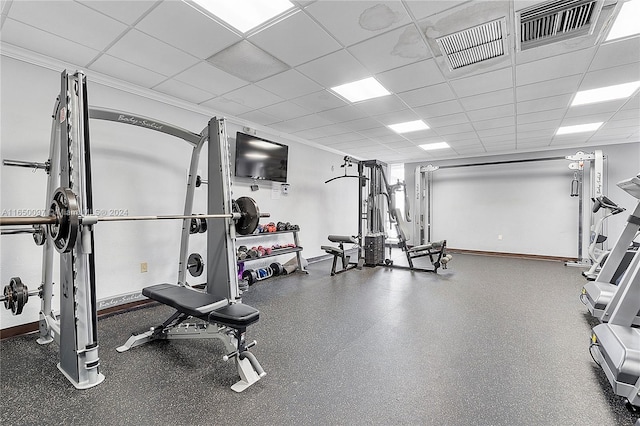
[498, 235, 503, 240]
[140, 262, 148, 273]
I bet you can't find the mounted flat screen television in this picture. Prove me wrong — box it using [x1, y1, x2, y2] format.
[234, 132, 288, 183]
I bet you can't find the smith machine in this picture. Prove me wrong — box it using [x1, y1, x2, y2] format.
[0, 70, 267, 391]
[323, 156, 450, 274]
[413, 151, 604, 264]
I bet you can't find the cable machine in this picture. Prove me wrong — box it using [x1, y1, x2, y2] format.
[413, 151, 604, 263]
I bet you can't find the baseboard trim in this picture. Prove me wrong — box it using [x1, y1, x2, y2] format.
[0, 299, 155, 340]
[447, 248, 577, 263]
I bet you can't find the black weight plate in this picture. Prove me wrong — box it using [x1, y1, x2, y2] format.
[187, 253, 204, 277]
[234, 197, 260, 235]
[48, 187, 79, 254]
[199, 218, 207, 233]
[10, 277, 27, 315]
[190, 218, 200, 234]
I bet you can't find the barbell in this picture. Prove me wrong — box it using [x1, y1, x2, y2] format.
[0, 187, 268, 253]
[1, 277, 39, 315]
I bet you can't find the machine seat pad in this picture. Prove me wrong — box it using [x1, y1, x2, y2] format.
[209, 303, 259, 329]
[328, 235, 357, 244]
[322, 245, 344, 256]
[408, 240, 444, 253]
[142, 283, 226, 318]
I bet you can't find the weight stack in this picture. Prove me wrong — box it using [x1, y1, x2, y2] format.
[364, 233, 385, 266]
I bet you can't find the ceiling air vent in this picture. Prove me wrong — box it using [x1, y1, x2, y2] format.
[517, 0, 604, 51]
[436, 19, 507, 71]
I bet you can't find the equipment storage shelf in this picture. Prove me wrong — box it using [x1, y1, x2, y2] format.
[237, 230, 308, 274]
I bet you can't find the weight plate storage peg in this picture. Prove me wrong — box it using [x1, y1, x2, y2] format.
[187, 253, 204, 277]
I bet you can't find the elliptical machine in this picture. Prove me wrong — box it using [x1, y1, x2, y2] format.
[582, 196, 625, 281]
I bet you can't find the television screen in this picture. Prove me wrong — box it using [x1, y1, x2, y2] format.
[234, 132, 288, 183]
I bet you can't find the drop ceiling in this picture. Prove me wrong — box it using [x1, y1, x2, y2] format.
[1, 0, 639, 163]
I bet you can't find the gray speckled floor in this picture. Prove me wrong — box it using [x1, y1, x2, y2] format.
[1, 253, 638, 425]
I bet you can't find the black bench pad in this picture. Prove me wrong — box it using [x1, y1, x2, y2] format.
[321, 245, 344, 256]
[209, 303, 259, 328]
[143, 283, 226, 318]
[328, 235, 357, 244]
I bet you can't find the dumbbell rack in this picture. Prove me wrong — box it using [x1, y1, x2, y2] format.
[237, 230, 307, 274]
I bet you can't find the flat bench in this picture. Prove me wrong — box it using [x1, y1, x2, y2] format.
[322, 235, 361, 276]
[143, 283, 259, 328]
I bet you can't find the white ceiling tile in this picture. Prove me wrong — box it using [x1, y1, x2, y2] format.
[173, 62, 247, 96]
[153, 79, 214, 104]
[327, 139, 374, 150]
[516, 75, 582, 102]
[77, 0, 156, 25]
[516, 129, 557, 139]
[476, 126, 515, 138]
[518, 120, 561, 133]
[564, 100, 627, 118]
[89, 54, 166, 88]
[382, 140, 415, 148]
[376, 134, 408, 144]
[376, 59, 445, 94]
[280, 114, 333, 133]
[414, 100, 464, 118]
[435, 122, 475, 135]
[354, 95, 406, 116]
[621, 94, 640, 110]
[8, 1, 127, 50]
[1, 18, 100, 66]
[238, 110, 279, 126]
[591, 37, 640, 72]
[358, 126, 396, 138]
[517, 94, 572, 114]
[348, 24, 430, 74]
[341, 117, 382, 131]
[579, 63, 640, 91]
[261, 101, 312, 121]
[466, 104, 515, 121]
[472, 116, 516, 131]
[373, 109, 420, 126]
[459, 88, 514, 111]
[480, 134, 515, 144]
[249, 11, 340, 67]
[291, 90, 348, 112]
[136, 1, 240, 59]
[305, 1, 411, 47]
[255, 70, 323, 100]
[427, 113, 469, 127]
[207, 40, 289, 82]
[295, 124, 352, 140]
[450, 67, 513, 98]
[201, 97, 252, 115]
[516, 48, 596, 86]
[313, 133, 367, 145]
[107, 29, 199, 76]
[445, 131, 480, 142]
[403, 1, 470, 20]
[485, 142, 516, 152]
[402, 129, 437, 140]
[316, 105, 368, 123]
[610, 109, 640, 121]
[517, 109, 566, 125]
[517, 139, 552, 148]
[397, 83, 456, 108]
[223, 85, 284, 109]
[296, 49, 369, 88]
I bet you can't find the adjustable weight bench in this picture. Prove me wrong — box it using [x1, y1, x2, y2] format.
[392, 208, 452, 273]
[321, 235, 363, 275]
[117, 283, 265, 392]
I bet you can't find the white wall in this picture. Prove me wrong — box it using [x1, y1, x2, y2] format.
[0, 56, 356, 329]
[405, 143, 640, 257]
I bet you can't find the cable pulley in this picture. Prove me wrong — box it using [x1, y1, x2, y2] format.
[0, 187, 268, 253]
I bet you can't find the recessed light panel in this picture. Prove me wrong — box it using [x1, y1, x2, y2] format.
[192, 0, 294, 33]
[388, 120, 429, 134]
[419, 142, 450, 151]
[556, 122, 603, 135]
[606, 0, 640, 41]
[330, 77, 391, 103]
[571, 81, 640, 106]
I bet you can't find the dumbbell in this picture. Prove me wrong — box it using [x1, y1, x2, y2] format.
[1, 277, 40, 315]
[242, 269, 258, 285]
[270, 262, 284, 276]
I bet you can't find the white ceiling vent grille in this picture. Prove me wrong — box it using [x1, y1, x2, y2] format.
[517, 0, 603, 50]
[436, 19, 506, 70]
